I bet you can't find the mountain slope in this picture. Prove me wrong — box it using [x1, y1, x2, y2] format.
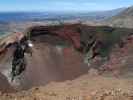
[105, 6, 133, 28]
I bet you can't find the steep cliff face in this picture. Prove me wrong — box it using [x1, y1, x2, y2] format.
[0, 24, 89, 91]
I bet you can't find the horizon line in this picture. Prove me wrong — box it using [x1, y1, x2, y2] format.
[0, 6, 129, 13]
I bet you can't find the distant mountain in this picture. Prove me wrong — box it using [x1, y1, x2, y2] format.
[0, 8, 125, 23]
[79, 8, 125, 21]
[105, 6, 133, 28]
[0, 8, 126, 35]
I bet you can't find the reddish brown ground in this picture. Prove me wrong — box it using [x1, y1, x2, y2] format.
[29, 24, 82, 49]
[20, 35, 88, 90]
[0, 73, 15, 93]
[0, 34, 88, 91]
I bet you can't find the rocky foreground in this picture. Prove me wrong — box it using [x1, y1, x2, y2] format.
[0, 74, 133, 100]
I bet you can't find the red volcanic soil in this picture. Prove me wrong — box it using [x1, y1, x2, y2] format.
[21, 35, 88, 90]
[53, 27, 81, 49]
[0, 23, 132, 92]
[0, 32, 88, 91]
[29, 24, 81, 50]
[100, 35, 133, 76]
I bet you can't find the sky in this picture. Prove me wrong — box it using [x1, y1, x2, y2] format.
[0, 0, 133, 12]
